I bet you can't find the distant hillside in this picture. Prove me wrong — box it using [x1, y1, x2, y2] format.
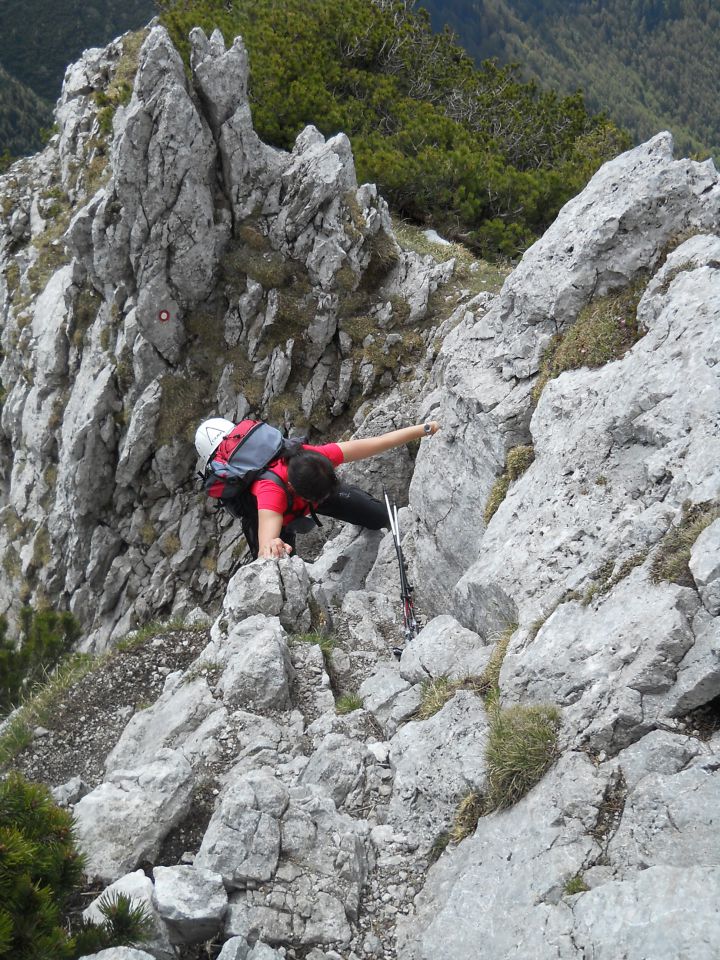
[420, 0, 720, 160]
[0, 0, 155, 103]
[0, 64, 53, 158]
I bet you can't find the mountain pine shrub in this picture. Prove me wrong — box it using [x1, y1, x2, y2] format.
[0, 607, 80, 716]
[0, 774, 153, 960]
[0, 773, 84, 959]
[158, 0, 628, 257]
[484, 702, 561, 811]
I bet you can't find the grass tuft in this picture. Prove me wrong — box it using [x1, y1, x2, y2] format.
[475, 622, 517, 700]
[416, 676, 454, 719]
[335, 692, 363, 715]
[484, 702, 561, 811]
[650, 501, 720, 587]
[533, 276, 647, 405]
[564, 873, 590, 896]
[450, 790, 484, 843]
[484, 445, 534, 524]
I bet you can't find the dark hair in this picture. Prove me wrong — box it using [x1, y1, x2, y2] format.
[285, 449, 339, 503]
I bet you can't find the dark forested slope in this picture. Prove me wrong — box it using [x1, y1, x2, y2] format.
[0, 0, 154, 156]
[0, 65, 53, 159]
[420, 0, 720, 159]
[0, 0, 155, 103]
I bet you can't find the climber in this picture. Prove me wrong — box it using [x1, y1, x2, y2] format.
[195, 419, 441, 560]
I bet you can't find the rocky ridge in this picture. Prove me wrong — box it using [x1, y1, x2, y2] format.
[0, 24, 451, 649]
[1, 20, 720, 960]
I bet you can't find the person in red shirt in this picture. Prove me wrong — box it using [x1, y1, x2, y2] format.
[253, 421, 441, 559]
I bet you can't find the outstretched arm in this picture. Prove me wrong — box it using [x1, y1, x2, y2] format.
[338, 421, 440, 464]
[257, 509, 292, 559]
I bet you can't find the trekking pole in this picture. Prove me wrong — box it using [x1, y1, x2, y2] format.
[384, 488, 418, 657]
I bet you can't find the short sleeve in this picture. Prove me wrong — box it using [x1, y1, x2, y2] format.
[252, 478, 288, 514]
[307, 442, 344, 466]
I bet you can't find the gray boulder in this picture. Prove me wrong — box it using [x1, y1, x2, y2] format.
[105, 676, 226, 773]
[195, 771, 289, 887]
[202, 615, 295, 712]
[73, 749, 194, 881]
[221, 556, 313, 634]
[400, 615, 492, 684]
[387, 691, 489, 845]
[152, 865, 228, 943]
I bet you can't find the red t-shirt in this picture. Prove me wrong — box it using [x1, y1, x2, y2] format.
[250, 443, 344, 525]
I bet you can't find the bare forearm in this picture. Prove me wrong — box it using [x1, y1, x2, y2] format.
[339, 421, 440, 463]
[257, 510, 291, 559]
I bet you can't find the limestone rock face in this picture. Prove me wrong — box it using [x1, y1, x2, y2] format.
[411, 138, 720, 630]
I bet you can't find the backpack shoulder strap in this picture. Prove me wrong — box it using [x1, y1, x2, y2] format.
[258, 469, 294, 516]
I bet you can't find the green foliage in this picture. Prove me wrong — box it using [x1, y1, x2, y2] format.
[0, 607, 81, 717]
[0, 774, 152, 959]
[484, 702, 561, 810]
[532, 278, 647, 404]
[159, 0, 627, 257]
[335, 692, 363, 714]
[564, 873, 590, 895]
[420, 0, 720, 161]
[484, 444, 535, 523]
[650, 501, 720, 586]
[416, 676, 454, 719]
[0, 772, 83, 959]
[73, 892, 154, 956]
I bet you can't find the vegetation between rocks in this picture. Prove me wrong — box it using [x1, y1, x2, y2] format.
[0, 772, 152, 959]
[532, 277, 647, 404]
[0, 608, 81, 718]
[335, 692, 363, 715]
[650, 500, 720, 587]
[484, 702, 561, 811]
[484, 445, 535, 524]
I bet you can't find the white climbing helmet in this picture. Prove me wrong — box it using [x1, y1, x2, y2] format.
[195, 418, 235, 470]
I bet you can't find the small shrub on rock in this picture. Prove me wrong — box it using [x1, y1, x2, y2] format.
[484, 703, 561, 811]
[335, 693, 363, 714]
[0, 772, 84, 959]
[0, 773, 152, 959]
